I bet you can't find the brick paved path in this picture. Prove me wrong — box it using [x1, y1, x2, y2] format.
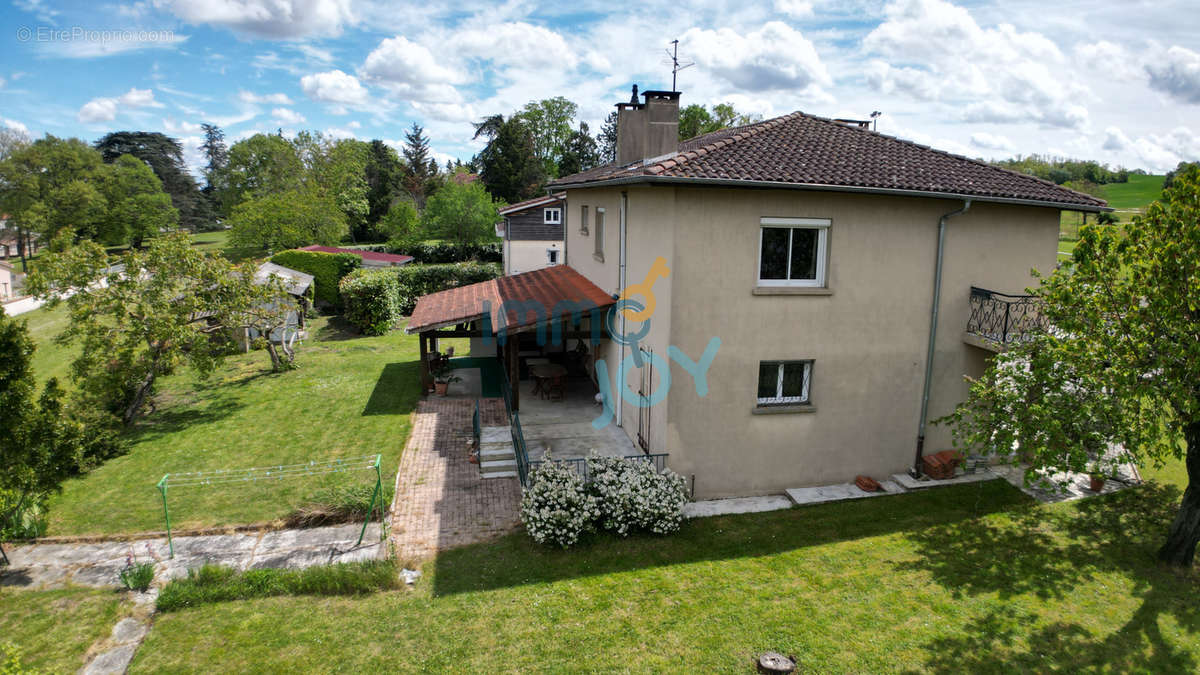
[389, 398, 521, 561]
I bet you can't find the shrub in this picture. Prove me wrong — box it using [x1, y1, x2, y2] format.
[156, 560, 401, 612]
[269, 249, 360, 306]
[587, 454, 689, 536]
[520, 456, 597, 548]
[284, 483, 394, 528]
[339, 269, 400, 336]
[118, 559, 156, 592]
[393, 262, 501, 315]
[388, 241, 502, 264]
[338, 262, 501, 334]
[0, 643, 40, 675]
[0, 490, 47, 541]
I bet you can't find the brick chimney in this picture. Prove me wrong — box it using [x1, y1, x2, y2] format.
[616, 85, 680, 165]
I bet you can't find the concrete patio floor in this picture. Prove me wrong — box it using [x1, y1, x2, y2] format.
[516, 376, 638, 461]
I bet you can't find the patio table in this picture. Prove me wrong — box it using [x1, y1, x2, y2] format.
[529, 363, 568, 400]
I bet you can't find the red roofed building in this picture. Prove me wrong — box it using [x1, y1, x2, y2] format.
[298, 245, 414, 268]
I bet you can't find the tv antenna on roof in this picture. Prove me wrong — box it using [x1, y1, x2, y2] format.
[667, 40, 694, 91]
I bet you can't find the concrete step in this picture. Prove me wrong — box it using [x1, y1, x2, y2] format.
[479, 443, 515, 460]
[481, 471, 518, 479]
[480, 459, 518, 474]
[480, 426, 512, 444]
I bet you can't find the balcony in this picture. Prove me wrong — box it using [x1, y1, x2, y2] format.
[963, 286, 1047, 352]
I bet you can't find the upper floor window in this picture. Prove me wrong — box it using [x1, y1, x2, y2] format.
[758, 217, 830, 287]
[544, 207, 562, 224]
[594, 208, 606, 260]
[757, 360, 813, 406]
[580, 205, 589, 234]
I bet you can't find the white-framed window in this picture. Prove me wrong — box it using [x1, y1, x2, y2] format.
[580, 205, 589, 234]
[594, 208, 606, 260]
[547, 248, 559, 265]
[544, 207, 562, 224]
[757, 217, 830, 287]
[757, 360, 813, 406]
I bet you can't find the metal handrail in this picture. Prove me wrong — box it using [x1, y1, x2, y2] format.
[527, 453, 670, 483]
[512, 411, 530, 487]
[966, 286, 1048, 346]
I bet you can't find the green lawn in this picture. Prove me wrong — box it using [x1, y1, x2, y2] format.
[131, 476, 1199, 672]
[1101, 174, 1165, 211]
[22, 303, 76, 386]
[0, 587, 128, 672]
[41, 315, 454, 536]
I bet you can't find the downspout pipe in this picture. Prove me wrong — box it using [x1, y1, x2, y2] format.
[616, 191, 629, 427]
[913, 199, 972, 476]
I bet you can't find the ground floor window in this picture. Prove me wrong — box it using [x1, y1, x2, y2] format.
[547, 249, 559, 265]
[757, 360, 812, 406]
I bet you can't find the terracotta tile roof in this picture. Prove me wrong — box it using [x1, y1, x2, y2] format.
[551, 111, 1107, 210]
[498, 192, 565, 216]
[406, 265, 614, 334]
[298, 245, 414, 265]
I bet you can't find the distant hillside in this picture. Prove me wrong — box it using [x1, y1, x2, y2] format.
[1098, 174, 1164, 211]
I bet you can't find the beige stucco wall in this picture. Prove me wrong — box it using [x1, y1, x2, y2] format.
[505, 239, 564, 276]
[0, 266, 11, 299]
[565, 184, 1059, 499]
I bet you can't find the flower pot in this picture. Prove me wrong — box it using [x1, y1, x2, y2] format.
[434, 381, 448, 396]
[1089, 475, 1106, 492]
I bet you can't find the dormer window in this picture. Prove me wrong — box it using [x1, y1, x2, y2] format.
[544, 207, 562, 224]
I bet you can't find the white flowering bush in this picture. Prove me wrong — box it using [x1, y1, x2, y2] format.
[587, 453, 689, 536]
[520, 454, 597, 548]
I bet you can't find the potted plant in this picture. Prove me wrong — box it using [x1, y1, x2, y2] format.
[431, 362, 461, 396]
[1088, 473, 1107, 492]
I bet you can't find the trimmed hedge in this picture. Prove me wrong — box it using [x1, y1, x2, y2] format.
[338, 262, 501, 334]
[389, 241, 502, 264]
[269, 249, 361, 306]
[339, 269, 400, 336]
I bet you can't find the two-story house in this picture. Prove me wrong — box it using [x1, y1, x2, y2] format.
[497, 193, 566, 275]
[407, 88, 1106, 500]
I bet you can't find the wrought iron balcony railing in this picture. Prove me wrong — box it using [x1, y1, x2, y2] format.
[965, 286, 1048, 348]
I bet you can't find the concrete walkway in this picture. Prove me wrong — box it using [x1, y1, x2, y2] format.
[0, 522, 383, 590]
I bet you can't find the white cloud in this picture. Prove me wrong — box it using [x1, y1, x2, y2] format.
[864, 0, 1088, 130]
[774, 0, 813, 18]
[271, 107, 306, 126]
[1, 118, 29, 134]
[679, 22, 831, 93]
[154, 0, 356, 38]
[238, 90, 293, 105]
[45, 31, 188, 59]
[970, 131, 1014, 152]
[1074, 41, 1141, 82]
[77, 87, 162, 123]
[1127, 127, 1200, 172]
[1146, 46, 1200, 104]
[1102, 126, 1131, 152]
[14, 0, 59, 23]
[323, 126, 358, 139]
[450, 22, 578, 70]
[163, 118, 204, 135]
[300, 69, 369, 106]
[361, 35, 467, 102]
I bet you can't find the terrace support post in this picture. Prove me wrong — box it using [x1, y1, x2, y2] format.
[508, 336, 520, 412]
[419, 332, 431, 394]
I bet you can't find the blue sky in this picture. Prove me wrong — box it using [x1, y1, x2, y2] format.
[2, 0, 1199, 175]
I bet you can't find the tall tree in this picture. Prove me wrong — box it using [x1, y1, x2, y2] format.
[228, 188, 348, 253]
[0, 306, 118, 561]
[557, 122, 600, 177]
[401, 123, 433, 207]
[678, 103, 759, 141]
[199, 123, 228, 191]
[0, 136, 107, 255]
[26, 233, 250, 425]
[516, 97, 578, 177]
[94, 132, 204, 231]
[220, 133, 304, 215]
[475, 115, 544, 204]
[598, 111, 618, 164]
[420, 179, 502, 245]
[98, 154, 178, 247]
[364, 140, 404, 232]
[940, 164, 1200, 567]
